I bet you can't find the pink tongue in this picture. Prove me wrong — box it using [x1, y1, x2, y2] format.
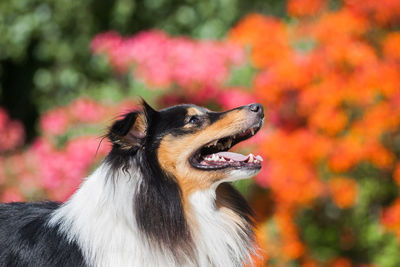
[215, 152, 249, 162]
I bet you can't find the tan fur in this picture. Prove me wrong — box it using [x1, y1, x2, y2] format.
[157, 108, 248, 200]
[186, 107, 204, 116]
[117, 113, 147, 149]
[215, 185, 248, 229]
[183, 107, 206, 129]
[132, 113, 147, 135]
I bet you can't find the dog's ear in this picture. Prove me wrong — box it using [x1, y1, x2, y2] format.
[108, 111, 147, 149]
[108, 104, 154, 150]
[141, 99, 157, 122]
[108, 100, 158, 149]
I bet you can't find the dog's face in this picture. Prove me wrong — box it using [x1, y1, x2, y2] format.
[107, 101, 264, 195]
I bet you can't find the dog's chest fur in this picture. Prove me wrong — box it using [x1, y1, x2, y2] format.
[49, 165, 254, 267]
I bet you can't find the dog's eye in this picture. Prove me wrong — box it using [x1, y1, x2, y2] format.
[188, 115, 200, 124]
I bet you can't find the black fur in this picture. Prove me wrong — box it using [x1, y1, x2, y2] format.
[105, 102, 194, 258]
[216, 183, 256, 244]
[0, 101, 256, 266]
[0, 202, 85, 267]
[105, 102, 256, 261]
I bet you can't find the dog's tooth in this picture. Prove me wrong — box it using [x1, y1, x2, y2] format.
[250, 128, 255, 135]
[254, 159, 259, 163]
[229, 159, 234, 163]
[248, 154, 254, 163]
[220, 157, 226, 162]
[226, 139, 232, 148]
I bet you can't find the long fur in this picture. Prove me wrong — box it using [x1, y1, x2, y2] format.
[0, 102, 261, 267]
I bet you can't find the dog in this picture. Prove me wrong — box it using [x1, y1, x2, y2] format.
[0, 101, 264, 267]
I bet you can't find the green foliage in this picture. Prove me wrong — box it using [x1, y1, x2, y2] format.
[0, 0, 285, 140]
[227, 62, 256, 88]
[298, 174, 400, 265]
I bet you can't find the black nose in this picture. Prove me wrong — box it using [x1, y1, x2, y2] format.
[248, 103, 264, 116]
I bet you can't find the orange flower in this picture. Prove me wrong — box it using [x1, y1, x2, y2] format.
[282, 239, 305, 259]
[274, 208, 305, 259]
[310, 9, 368, 43]
[328, 137, 364, 172]
[309, 107, 348, 136]
[330, 257, 352, 267]
[346, 62, 400, 104]
[229, 14, 272, 46]
[287, 0, 326, 17]
[229, 14, 291, 68]
[346, 0, 400, 25]
[382, 199, 400, 227]
[323, 39, 377, 71]
[328, 177, 359, 209]
[382, 32, 400, 61]
[302, 260, 318, 267]
[365, 141, 394, 169]
[381, 199, 400, 240]
[353, 102, 400, 140]
[299, 76, 346, 114]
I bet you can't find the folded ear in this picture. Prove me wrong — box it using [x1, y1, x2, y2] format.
[108, 110, 148, 150]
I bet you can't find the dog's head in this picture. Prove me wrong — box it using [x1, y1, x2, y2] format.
[105, 100, 264, 258]
[107, 100, 264, 193]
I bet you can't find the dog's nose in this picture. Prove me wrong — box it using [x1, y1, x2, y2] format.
[248, 103, 264, 117]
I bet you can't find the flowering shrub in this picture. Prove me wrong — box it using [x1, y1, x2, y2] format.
[2, 0, 400, 265]
[227, 0, 400, 265]
[0, 108, 25, 153]
[0, 99, 139, 202]
[91, 31, 245, 106]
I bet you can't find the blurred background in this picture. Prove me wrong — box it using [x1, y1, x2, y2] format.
[1, 0, 400, 265]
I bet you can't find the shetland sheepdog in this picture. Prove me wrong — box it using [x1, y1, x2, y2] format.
[0, 101, 264, 267]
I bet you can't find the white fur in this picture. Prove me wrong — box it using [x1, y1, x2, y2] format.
[49, 162, 257, 267]
[189, 189, 254, 267]
[224, 168, 260, 183]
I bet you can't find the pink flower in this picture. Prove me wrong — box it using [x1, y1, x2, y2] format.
[0, 109, 8, 132]
[0, 108, 25, 152]
[40, 108, 70, 136]
[1, 187, 24, 202]
[69, 98, 106, 123]
[29, 136, 110, 201]
[219, 88, 257, 109]
[91, 31, 123, 58]
[91, 31, 245, 90]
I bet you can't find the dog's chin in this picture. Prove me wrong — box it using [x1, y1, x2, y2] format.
[219, 167, 261, 183]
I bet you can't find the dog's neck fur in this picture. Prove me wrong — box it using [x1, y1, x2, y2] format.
[49, 162, 255, 267]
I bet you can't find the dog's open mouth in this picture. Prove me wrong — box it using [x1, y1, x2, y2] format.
[190, 122, 263, 170]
